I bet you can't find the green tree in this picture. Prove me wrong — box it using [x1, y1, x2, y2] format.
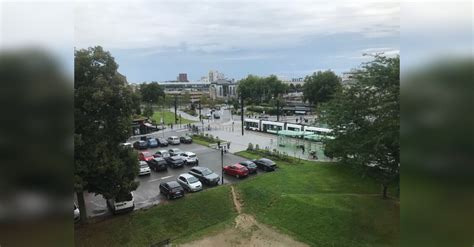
[303, 70, 341, 106]
[75, 46, 139, 222]
[320, 55, 399, 199]
[237, 75, 287, 103]
[130, 87, 142, 116]
[140, 81, 164, 104]
[143, 104, 154, 118]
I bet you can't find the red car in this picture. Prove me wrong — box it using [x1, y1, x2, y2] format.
[138, 152, 154, 162]
[223, 164, 249, 178]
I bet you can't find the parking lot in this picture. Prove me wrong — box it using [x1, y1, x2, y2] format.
[82, 135, 261, 218]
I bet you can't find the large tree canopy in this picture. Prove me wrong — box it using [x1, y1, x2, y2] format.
[320, 56, 399, 198]
[75, 46, 139, 221]
[140, 81, 165, 104]
[303, 70, 341, 105]
[237, 75, 287, 103]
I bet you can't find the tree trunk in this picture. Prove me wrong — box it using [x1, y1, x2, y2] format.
[76, 191, 88, 224]
[382, 184, 388, 199]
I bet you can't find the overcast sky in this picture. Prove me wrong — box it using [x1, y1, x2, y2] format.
[73, 0, 400, 83]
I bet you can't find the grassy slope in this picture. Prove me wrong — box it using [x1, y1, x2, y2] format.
[75, 186, 236, 247]
[235, 151, 400, 247]
[151, 111, 195, 125]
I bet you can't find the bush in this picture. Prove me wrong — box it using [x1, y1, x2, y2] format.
[247, 143, 254, 151]
[255, 144, 260, 150]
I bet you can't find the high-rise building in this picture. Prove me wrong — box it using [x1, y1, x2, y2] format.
[208, 70, 224, 82]
[178, 73, 188, 82]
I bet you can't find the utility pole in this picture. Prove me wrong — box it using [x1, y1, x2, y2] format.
[221, 147, 224, 185]
[174, 94, 178, 124]
[240, 94, 244, 136]
[277, 96, 280, 122]
[199, 100, 202, 122]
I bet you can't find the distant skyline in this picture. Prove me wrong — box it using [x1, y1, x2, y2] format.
[74, 1, 400, 83]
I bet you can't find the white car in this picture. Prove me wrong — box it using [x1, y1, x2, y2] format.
[177, 174, 203, 192]
[120, 142, 132, 149]
[74, 203, 80, 222]
[106, 192, 135, 214]
[179, 152, 199, 166]
[167, 136, 180, 145]
[138, 161, 151, 176]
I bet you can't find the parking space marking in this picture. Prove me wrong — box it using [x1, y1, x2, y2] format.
[148, 178, 162, 183]
[161, 175, 173, 180]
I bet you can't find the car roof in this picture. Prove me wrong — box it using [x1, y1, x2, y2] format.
[169, 136, 178, 138]
[232, 164, 245, 168]
[240, 160, 254, 165]
[153, 157, 164, 161]
[179, 173, 194, 179]
[166, 181, 180, 187]
[170, 156, 182, 160]
[192, 166, 206, 171]
[141, 151, 150, 155]
[157, 150, 168, 153]
[139, 161, 148, 165]
[259, 158, 273, 162]
[183, 151, 195, 155]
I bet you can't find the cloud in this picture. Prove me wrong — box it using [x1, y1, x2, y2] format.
[74, 0, 400, 53]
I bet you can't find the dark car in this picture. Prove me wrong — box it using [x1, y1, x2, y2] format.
[156, 138, 169, 147]
[188, 166, 220, 185]
[168, 148, 183, 156]
[253, 158, 277, 171]
[147, 138, 159, 148]
[238, 160, 258, 174]
[180, 136, 193, 144]
[133, 140, 148, 150]
[159, 181, 184, 200]
[147, 157, 168, 171]
[164, 156, 185, 168]
[213, 113, 220, 119]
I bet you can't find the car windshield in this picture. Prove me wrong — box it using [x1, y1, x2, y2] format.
[144, 153, 152, 157]
[140, 163, 148, 168]
[248, 163, 257, 168]
[149, 139, 157, 144]
[188, 177, 199, 183]
[201, 168, 212, 176]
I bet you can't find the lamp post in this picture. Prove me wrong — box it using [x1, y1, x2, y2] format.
[221, 147, 224, 185]
[240, 94, 244, 136]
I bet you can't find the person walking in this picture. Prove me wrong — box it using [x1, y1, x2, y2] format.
[301, 145, 305, 154]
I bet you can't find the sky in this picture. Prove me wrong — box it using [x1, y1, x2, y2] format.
[74, 0, 400, 83]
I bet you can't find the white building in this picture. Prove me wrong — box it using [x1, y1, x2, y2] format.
[208, 70, 225, 83]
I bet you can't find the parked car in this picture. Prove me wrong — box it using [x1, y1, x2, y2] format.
[147, 157, 168, 171]
[167, 136, 180, 145]
[168, 148, 183, 156]
[106, 192, 134, 214]
[120, 142, 132, 149]
[223, 164, 249, 178]
[213, 113, 220, 119]
[179, 151, 199, 166]
[188, 166, 220, 185]
[164, 156, 185, 168]
[154, 149, 170, 158]
[159, 181, 184, 199]
[176, 174, 203, 192]
[206, 113, 212, 118]
[147, 138, 159, 148]
[138, 151, 154, 162]
[74, 203, 80, 223]
[156, 137, 169, 147]
[138, 161, 151, 176]
[253, 158, 277, 171]
[180, 136, 193, 144]
[238, 160, 258, 174]
[133, 140, 148, 150]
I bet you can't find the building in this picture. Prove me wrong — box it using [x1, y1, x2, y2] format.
[208, 70, 225, 83]
[209, 79, 238, 100]
[177, 73, 188, 82]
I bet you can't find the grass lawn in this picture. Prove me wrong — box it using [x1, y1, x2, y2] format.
[151, 111, 196, 125]
[74, 186, 236, 247]
[235, 150, 400, 247]
[191, 134, 225, 147]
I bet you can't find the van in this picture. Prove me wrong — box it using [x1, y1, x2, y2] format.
[106, 192, 135, 214]
[167, 136, 180, 145]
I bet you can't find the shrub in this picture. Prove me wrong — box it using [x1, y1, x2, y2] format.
[247, 143, 254, 151]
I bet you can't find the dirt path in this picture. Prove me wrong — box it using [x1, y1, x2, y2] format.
[179, 186, 309, 247]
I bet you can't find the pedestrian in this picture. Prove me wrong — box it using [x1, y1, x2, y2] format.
[227, 142, 230, 150]
[301, 145, 305, 154]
